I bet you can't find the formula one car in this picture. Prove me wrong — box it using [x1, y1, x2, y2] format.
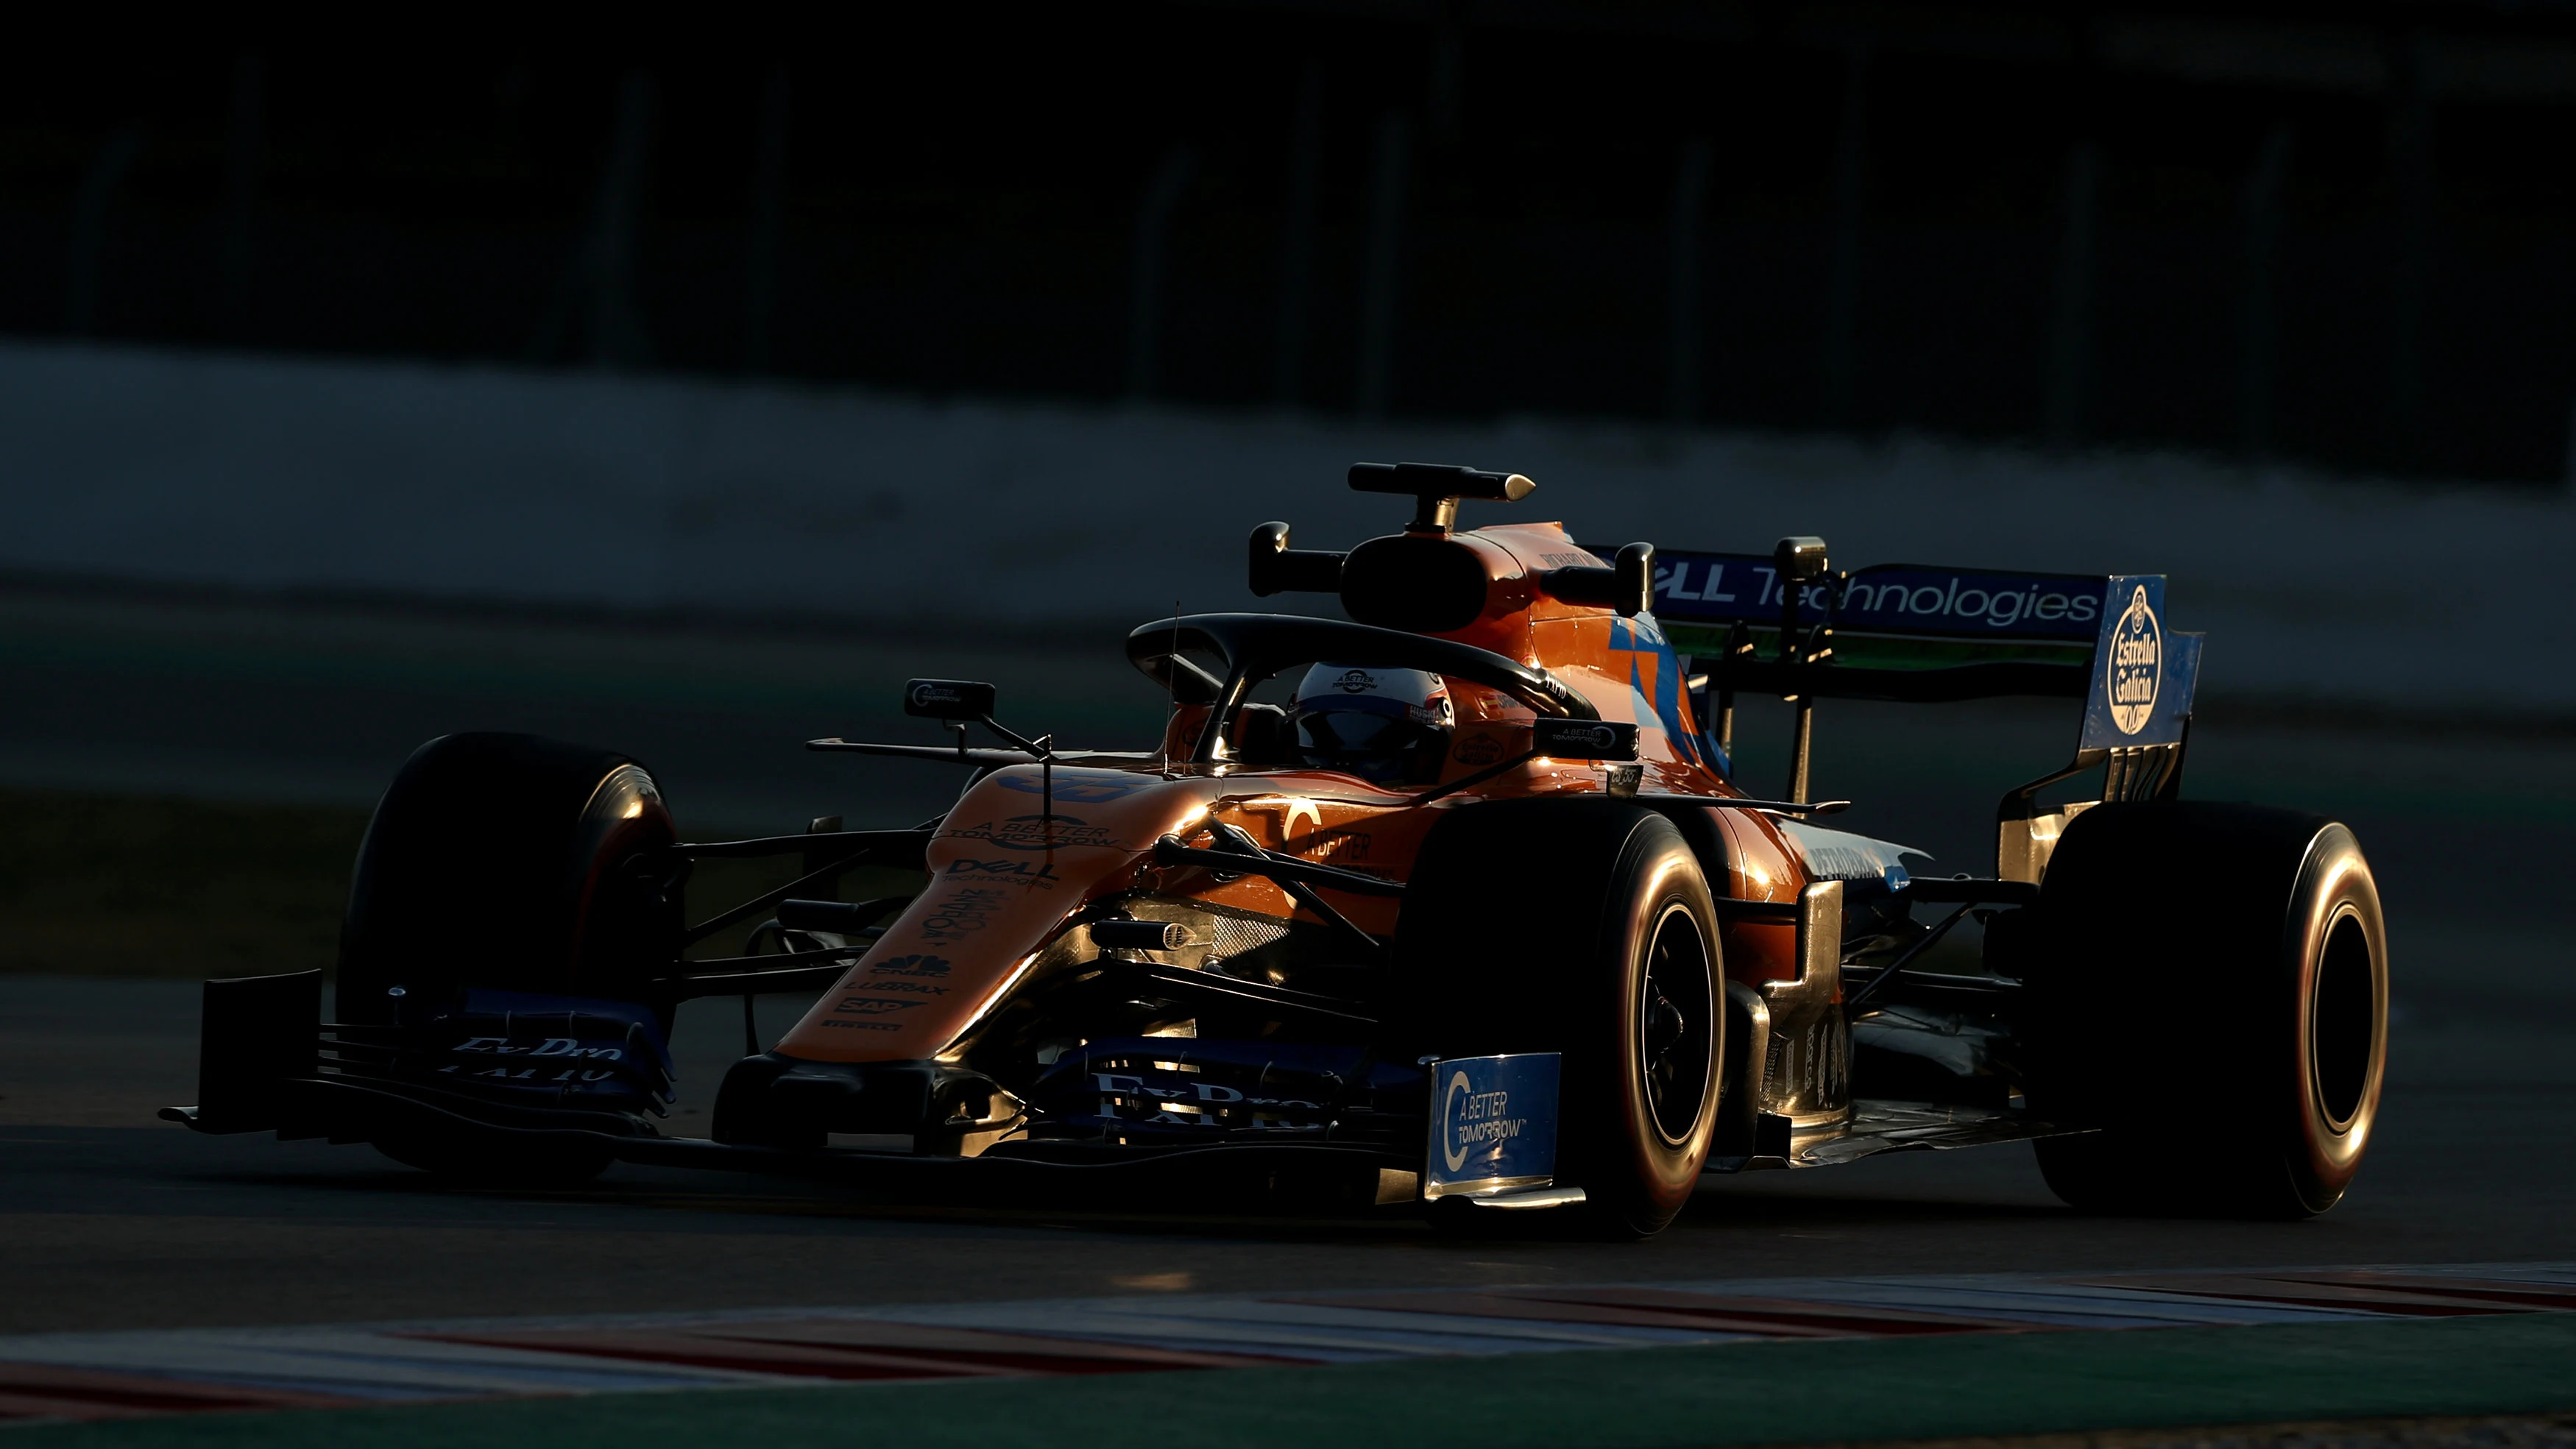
[168, 463, 2388, 1237]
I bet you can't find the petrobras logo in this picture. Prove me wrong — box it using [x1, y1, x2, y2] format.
[2104, 584, 2162, 735]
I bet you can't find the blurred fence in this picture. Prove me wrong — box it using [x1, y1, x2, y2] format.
[3, 340, 2566, 717]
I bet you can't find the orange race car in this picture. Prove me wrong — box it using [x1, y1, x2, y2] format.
[167, 464, 2389, 1238]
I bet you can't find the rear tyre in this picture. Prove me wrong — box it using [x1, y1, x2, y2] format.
[1397, 798, 1722, 1239]
[339, 733, 684, 1185]
[2025, 801, 2387, 1218]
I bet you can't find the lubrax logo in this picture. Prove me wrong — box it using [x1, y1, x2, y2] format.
[945, 857, 1060, 888]
[869, 954, 951, 977]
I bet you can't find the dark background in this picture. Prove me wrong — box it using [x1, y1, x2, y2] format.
[7, 1, 2576, 481]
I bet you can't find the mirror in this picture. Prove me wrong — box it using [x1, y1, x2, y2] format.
[904, 679, 997, 720]
[1532, 718, 1640, 762]
[1773, 535, 1830, 581]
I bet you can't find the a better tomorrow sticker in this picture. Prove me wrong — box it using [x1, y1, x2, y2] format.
[1424, 1053, 1561, 1200]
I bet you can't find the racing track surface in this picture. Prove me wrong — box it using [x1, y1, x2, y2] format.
[2, 586, 2573, 1340]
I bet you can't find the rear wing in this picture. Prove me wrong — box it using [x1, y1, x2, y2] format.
[1631, 541, 2204, 884]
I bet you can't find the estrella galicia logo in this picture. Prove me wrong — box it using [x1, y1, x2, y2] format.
[2105, 584, 2162, 736]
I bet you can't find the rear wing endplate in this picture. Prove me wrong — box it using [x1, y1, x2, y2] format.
[1634, 545, 2205, 883]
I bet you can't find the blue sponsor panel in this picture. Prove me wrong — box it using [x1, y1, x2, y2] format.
[1423, 1052, 1561, 1200]
[2077, 574, 2201, 751]
[1646, 549, 2109, 641]
[403, 989, 676, 1110]
[997, 769, 1150, 804]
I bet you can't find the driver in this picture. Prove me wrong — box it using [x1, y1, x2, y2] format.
[1286, 663, 1454, 785]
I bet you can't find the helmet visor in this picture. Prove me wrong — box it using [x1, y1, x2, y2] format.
[1293, 710, 1440, 784]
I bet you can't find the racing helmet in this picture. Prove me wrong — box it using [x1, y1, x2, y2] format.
[1286, 664, 1454, 785]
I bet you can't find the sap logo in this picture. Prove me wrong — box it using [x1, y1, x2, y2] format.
[946, 857, 1060, 887]
[869, 954, 951, 978]
[2104, 585, 2162, 735]
[835, 996, 921, 1016]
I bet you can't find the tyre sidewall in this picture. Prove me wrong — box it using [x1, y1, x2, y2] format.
[339, 734, 680, 1027]
[2028, 801, 2388, 1218]
[1565, 822, 1723, 1234]
[2280, 824, 2386, 1213]
[1398, 800, 1722, 1239]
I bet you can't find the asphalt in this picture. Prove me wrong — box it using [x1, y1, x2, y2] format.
[1, 584, 2572, 1339]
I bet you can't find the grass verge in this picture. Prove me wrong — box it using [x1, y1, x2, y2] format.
[11, 1310, 2576, 1449]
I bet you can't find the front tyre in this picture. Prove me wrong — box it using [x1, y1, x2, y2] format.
[339, 732, 682, 1027]
[2025, 801, 2388, 1218]
[1398, 798, 1723, 1239]
[338, 733, 684, 1186]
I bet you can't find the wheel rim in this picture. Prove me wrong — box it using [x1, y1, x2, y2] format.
[1638, 901, 1716, 1145]
[2310, 905, 2377, 1131]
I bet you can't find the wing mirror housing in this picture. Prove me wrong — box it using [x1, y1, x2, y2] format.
[1531, 718, 1640, 762]
[1774, 535, 1830, 581]
[1541, 542, 1654, 617]
[904, 679, 998, 722]
[1248, 521, 1346, 597]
